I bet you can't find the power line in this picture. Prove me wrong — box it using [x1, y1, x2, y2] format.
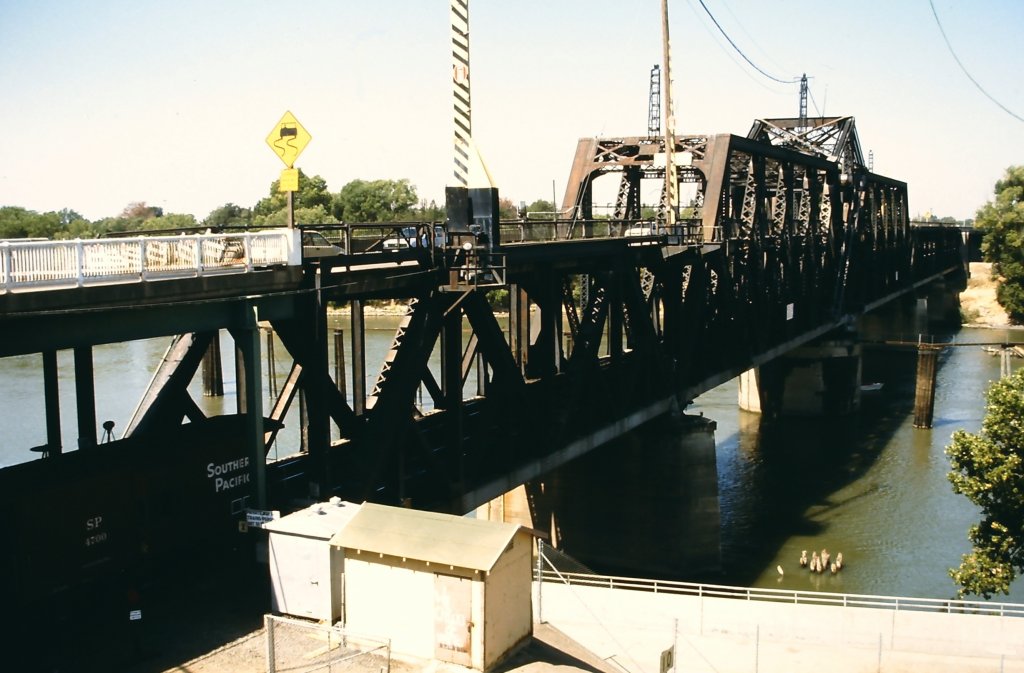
[683, 0, 789, 95]
[695, 0, 800, 85]
[928, 0, 1023, 123]
[807, 86, 823, 117]
[715, 0, 787, 74]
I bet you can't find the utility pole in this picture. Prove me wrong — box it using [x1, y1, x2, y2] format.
[660, 0, 677, 226]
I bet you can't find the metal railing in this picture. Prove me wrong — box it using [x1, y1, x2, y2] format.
[0, 230, 293, 293]
[537, 568, 1024, 618]
[497, 218, 706, 246]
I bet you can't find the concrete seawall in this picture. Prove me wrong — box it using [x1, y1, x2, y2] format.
[535, 580, 1024, 672]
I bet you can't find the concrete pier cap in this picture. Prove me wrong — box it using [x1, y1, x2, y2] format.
[477, 413, 722, 578]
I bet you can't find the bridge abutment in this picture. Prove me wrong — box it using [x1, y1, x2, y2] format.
[738, 340, 862, 418]
[480, 414, 721, 577]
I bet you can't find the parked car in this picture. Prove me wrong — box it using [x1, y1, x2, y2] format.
[383, 225, 446, 251]
[302, 231, 343, 258]
[624, 222, 658, 237]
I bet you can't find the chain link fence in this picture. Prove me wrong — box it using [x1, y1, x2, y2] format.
[265, 615, 390, 673]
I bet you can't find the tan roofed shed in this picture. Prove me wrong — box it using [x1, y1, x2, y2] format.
[331, 503, 533, 670]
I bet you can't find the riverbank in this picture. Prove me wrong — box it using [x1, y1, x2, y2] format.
[961, 262, 1014, 328]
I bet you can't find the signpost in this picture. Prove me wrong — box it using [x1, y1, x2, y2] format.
[266, 111, 312, 228]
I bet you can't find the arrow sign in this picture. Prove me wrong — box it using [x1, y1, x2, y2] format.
[266, 111, 311, 168]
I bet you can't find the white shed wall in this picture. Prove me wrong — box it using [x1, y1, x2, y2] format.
[343, 554, 437, 659]
[482, 531, 533, 668]
[268, 532, 337, 621]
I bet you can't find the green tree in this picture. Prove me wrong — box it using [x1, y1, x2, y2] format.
[977, 166, 1024, 323]
[91, 216, 126, 236]
[498, 197, 518, 220]
[526, 199, 555, 215]
[56, 208, 84, 226]
[946, 368, 1024, 598]
[59, 218, 98, 239]
[417, 198, 444, 222]
[413, 197, 446, 222]
[332, 179, 417, 222]
[148, 213, 198, 231]
[204, 203, 252, 229]
[257, 205, 334, 227]
[0, 206, 58, 239]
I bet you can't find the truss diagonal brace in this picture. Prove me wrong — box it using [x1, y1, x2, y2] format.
[124, 331, 215, 437]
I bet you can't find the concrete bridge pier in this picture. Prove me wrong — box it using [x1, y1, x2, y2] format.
[738, 339, 862, 418]
[926, 279, 963, 327]
[482, 414, 721, 578]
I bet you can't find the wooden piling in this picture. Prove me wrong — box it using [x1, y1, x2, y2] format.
[913, 344, 941, 428]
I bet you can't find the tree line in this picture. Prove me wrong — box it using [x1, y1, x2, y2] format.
[946, 164, 1024, 600]
[0, 171, 557, 240]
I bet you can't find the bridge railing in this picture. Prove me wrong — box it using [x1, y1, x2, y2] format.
[498, 218, 705, 246]
[537, 568, 1024, 618]
[0, 231, 294, 292]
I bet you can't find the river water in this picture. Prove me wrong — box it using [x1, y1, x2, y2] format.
[692, 324, 1024, 602]
[1, 315, 1022, 602]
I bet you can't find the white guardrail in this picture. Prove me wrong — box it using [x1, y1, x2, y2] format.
[538, 569, 1024, 618]
[0, 230, 298, 293]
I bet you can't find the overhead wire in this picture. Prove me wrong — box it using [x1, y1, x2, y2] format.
[807, 87, 823, 117]
[715, 0, 789, 76]
[682, 0, 789, 95]
[695, 0, 800, 86]
[928, 0, 1023, 123]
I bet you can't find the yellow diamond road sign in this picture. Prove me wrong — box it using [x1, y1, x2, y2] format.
[266, 111, 311, 168]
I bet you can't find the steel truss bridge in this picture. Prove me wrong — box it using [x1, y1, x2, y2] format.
[0, 118, 966, 576]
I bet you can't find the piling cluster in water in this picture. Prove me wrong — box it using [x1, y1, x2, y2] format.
[798, 549, 844, 574]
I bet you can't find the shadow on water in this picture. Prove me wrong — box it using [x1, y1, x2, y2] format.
[699, 343, 928, 587]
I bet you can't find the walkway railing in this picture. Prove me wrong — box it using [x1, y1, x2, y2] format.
[0, 231, 294, 293]
[497, 218, 708, 246]
[537, 568, 1024, 618]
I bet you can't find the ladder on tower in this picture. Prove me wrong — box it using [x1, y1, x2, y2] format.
[648, 65, 661, 137]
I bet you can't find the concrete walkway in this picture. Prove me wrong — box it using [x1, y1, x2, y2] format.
[534, 580, 1024, 673]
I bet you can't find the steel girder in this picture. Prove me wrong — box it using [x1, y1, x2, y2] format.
[1, 118, 967, 519]
[557, 118, 916, 321]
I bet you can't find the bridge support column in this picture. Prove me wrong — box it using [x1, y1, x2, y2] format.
[926, 280, 962, 327]
[202, 332, 224, 397]
[43, 350, 61, 456]
[739, 340, 862, 417]
[350, 300, 367, 415]
[509, 286, 530, 374]
[501, 414, 720, 577]
[230, 313, 266, 510]
[74, 346, 97, 450]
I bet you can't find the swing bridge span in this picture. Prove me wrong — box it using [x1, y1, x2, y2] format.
[0, 116, 967, 613]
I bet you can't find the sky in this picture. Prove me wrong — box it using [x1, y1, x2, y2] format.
[0, 0, 1021, 223]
